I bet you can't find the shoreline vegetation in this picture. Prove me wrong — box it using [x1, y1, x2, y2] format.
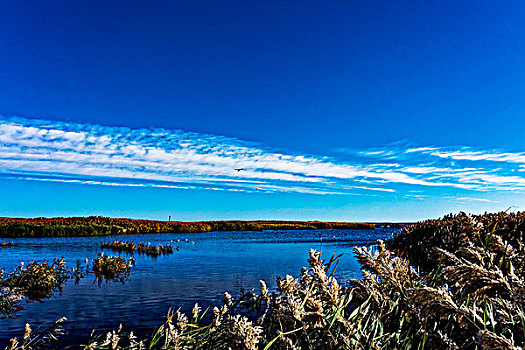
[1, 256, 134, 317]
[0, 217, 376, 238]
[1, 239, 180, 317]
[5, 211, 525, 349]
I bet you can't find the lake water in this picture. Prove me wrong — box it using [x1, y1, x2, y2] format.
[0, 228, 395, 346]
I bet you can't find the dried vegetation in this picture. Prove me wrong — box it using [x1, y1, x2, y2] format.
[92, 256, 134, 285]
[136, 242, 174, 257]
[101, 240, 175, 257]
[1, 256, 134, 318]
[101, 241, 136, 254]
[1, 258, 71, 317]
[6, 211, 525, 349]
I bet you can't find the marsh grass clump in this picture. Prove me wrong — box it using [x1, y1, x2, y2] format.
[386, 211, 525, 271]
[0, 258, 91, 318]
[92, 256, 134, 284]
[0, 256, 133, 318]
[101, 240, 137, 254]
[0, 258, 85, 319]
[100, 240, 174, 257]
[1, 241, 15, 248]
[0, 259, 70, 301]
[0, 287, 23, 317]
[377, 211, 525, 349]
[136, 242, 174, 257]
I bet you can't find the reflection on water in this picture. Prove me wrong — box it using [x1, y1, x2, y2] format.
[0, 228, 395, 344]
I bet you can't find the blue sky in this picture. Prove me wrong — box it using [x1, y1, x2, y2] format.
[0, 1, 524, 221]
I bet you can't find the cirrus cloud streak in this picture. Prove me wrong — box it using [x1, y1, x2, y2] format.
[1, 116, 524, 198]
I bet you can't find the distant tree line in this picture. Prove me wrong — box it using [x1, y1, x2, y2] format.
[0, 216, 375, 238]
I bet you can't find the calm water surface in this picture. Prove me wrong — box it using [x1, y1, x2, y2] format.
[0, 228, 395, 345]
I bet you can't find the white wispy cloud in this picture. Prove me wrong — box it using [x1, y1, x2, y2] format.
[405, 147, 438, 153]
[353, 186, 395, 193]
[410, 147, 525, 165]
[404, 194, 427, 200]
[1, 116, 524, 197]
[456, 197, 498, 203]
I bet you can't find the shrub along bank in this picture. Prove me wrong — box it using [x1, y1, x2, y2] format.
[0, 217, 374, 238]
